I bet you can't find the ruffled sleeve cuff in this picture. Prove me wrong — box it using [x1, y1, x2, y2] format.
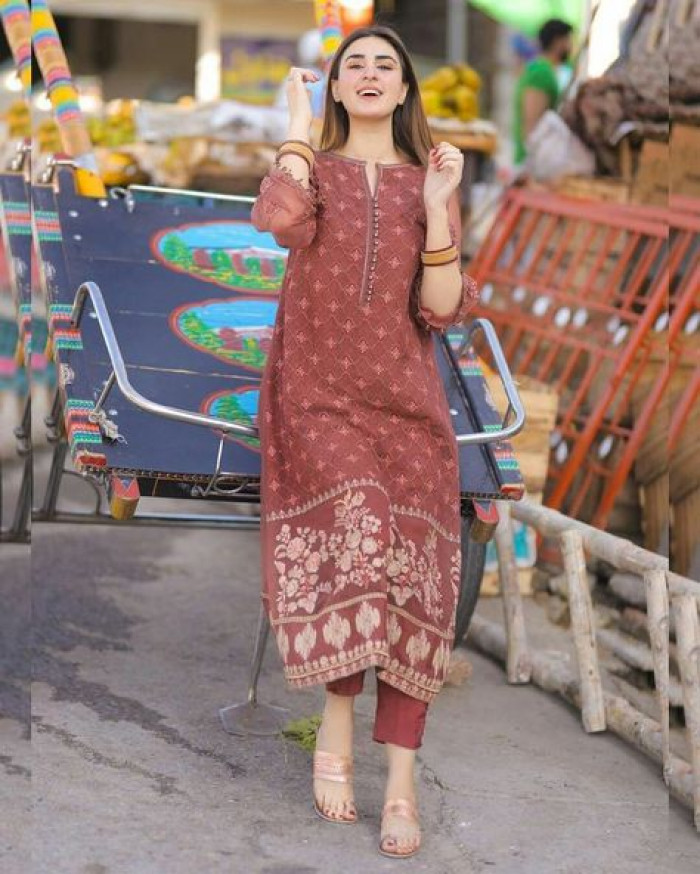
[416, 272, 480, 332]
[251, 162, 319, 249]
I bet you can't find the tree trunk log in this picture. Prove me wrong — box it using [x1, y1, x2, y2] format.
[596, 627, 654, 671]
[560, 529, 606, 732]
[609, 572, 647, 608]
[672, 594, 700, 828]
[620, 607, 650, 641]
[621, 606, 677, 644]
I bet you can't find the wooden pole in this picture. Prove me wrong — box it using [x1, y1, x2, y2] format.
[30, 3, 95, 166]
[30, 0, 105, 196]
[560, 529, 606, 732]
[494, 501, 532, 684]
[596, 627, 655, 671]
[645, 570, 671, 782]
[673, 594, 700, 828]
[0, 1, 31, 97]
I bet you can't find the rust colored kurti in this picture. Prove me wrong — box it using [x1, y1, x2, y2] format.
[251, 151, 479, 703]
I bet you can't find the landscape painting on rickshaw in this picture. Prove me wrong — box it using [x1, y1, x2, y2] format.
[153, 220, 287, 295]
[154, 219, 286, 443]
[201, 385, 261, 453]
[169, 296, 278, 372]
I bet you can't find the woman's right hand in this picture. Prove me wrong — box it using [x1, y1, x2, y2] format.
[286, 67, 320, 138]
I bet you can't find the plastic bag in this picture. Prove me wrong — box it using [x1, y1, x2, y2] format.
[525, 110, 596, 180]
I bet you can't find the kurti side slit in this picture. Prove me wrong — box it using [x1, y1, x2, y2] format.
[252, 150, 479, 704]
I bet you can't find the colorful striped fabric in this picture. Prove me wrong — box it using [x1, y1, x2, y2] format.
[447, 330, 523, 479]
[64, 398, 104, 447]
[34, 209, 63, 243]
[49, 303, 82, 351]
[3, 201, 31, 236]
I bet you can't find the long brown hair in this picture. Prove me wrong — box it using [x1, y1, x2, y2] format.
[320, 25, 434, 166]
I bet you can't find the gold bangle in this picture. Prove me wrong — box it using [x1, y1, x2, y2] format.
[423, 243, 455, 255]
[278, 142, 314, 159]
[421, 255, 459, 268]
[276, 150, 313, 172]
[421, 245, 459, 266]
[277, 141, 315, 168]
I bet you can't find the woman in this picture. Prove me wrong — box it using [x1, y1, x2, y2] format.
[251, 25, 479, 859]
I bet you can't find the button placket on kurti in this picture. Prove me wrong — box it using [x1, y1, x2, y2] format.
[360, 164, 383, 307]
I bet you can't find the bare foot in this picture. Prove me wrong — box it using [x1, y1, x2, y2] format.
[313, 692, 357, 822]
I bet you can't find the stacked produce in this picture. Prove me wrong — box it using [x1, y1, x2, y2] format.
[5, 100, 29, 139]
[86, 100, 138, 148]
[419, 64, 482, 123]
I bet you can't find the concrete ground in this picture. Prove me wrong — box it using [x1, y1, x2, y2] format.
[0, 461, 697, 874]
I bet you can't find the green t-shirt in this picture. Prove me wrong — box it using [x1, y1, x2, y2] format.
[513, 57, 560, 165]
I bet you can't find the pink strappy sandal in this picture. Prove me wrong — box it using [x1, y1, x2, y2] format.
[379, 797, 422, 858]
[312, 750, 358, 824]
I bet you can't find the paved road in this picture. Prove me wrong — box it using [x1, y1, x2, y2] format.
[1, 511, 697, 873]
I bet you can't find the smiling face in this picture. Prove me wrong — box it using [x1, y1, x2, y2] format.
[331, 36, 409, 120]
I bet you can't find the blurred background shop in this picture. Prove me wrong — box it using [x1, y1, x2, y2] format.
[0, 0, 644, 198]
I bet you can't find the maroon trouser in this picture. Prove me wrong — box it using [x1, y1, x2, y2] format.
[326, 668, 429, 750]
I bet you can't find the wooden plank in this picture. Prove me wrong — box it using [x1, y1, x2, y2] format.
[632, 140, 669, 206]
[640, 475, 669, 556]
[555, 175, 631, 205]
[671, 124, 700, 198]
[673, 489, 700, 580]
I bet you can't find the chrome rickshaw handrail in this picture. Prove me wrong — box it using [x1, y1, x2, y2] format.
[452, 318, 526, 446]
[70, 281, 259, 438]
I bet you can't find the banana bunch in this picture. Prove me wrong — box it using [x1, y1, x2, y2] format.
[420, 64, 482, 123]
[5, 100, 30, 138]
[87, 100, 137, 148]
[35, 118, 62, 153]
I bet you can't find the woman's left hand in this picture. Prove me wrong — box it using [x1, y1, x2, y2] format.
[423, 142, 463, 211]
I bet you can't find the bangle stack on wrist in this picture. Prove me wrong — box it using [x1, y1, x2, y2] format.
[276, 139, 315, 171]
[420, 244, 459, 267]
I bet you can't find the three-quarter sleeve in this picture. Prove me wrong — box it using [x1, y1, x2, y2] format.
[412, 192, 480, 333]
[251, 163, 319, 250]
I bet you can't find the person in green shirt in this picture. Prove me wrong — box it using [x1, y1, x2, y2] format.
[513, 19, 574, 165]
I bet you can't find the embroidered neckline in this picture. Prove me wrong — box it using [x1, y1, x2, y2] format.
[320, 151, 419, 169]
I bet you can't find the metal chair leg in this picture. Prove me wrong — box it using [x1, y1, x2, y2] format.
[36, 440, 68, 520]
[219, 601, 289, 736]
[8, 454, 31, 541]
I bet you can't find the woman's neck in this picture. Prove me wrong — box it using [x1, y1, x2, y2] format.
[338, 118, 403, 164]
